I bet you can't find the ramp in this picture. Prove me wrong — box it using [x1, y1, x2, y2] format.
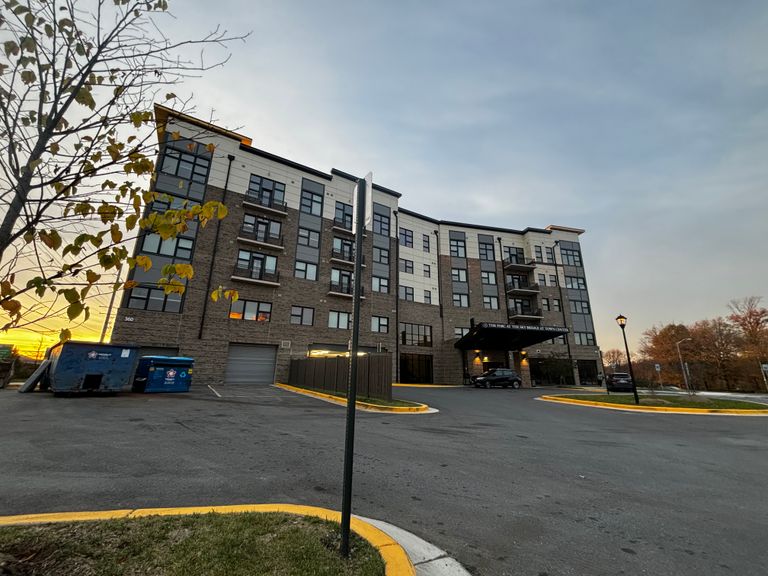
[18, 359, 50, 393]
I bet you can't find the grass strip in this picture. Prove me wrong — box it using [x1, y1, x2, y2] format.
[559, 394, 768, 410]
[0, 512, 384, 576]
[289, 383, 424, 408]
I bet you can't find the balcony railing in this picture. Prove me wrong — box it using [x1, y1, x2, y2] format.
[231, 265, 280, 284]
[238, 226, 283, 247]
[330, 248, 365, 265]
[508, 308, 543, 319]
[329, 281, 364, 297]
[503, 257, 537, 270]
[243, 192, 288, 213]
[506, 282, 540, 294]
[333, 217, 353, 231]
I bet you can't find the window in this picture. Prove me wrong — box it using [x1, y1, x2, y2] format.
[335, 201, 353, 230]
[373, 212, 390, 236]
[545, 246, 555, 264]
[300, 184, 323, 216]
[424, 290, 432, 304]
[549, 335, 566, 345]
[399, 258, 414, 274]
[504, 246, 525, 263]
[483, 295, 499, 310]
[509, 298, 532, 314]
[371, 316, 389, 333]
[332, 237, 354, 261]
[479, 242, 494, 261]
[399, 227, 413, 247]
[243, 214, 282, 243]
[399, 323, 432, 346]
[399, 285, 414, 301]
[294, 260, 318, 281]
[553, 298, 561, 312]
[127, 287, 182, 313]
[454, 327, 470, 338]
[534, 246, 543, 261]
[229, 299, 272, 322]
[331, 269, 353, 293]
[565, 276, 587, 290]
[538, 273, 547, 286]
[575, 332, 596, 346]
[373, 247, 389, 265]
[481, 271, 496, 285]
[290, 306, 314, 326]
[236, 250, 277, 279]
[450, 238, 466, 258]
[328, 310, 351, 329]
[160, 141, 211, 184]
[142, 234, 194, 260]
[451, 268, 467, 282]
[453, 293, 469, 307]
[423, 234, 430, 252]
[550, 274, 558, 286]
[561, 248, 583, 267]
[372, 276, 389, 293]
[246, 174, 286, 207]
[542, 298, 550, 311]
[423, 264, 431, 278]
[507, 274, 529, 289]
[297, 227, 320, 248]
[570, 300, 591, 314]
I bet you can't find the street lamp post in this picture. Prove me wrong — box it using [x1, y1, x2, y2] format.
[615, 314, 639, 404]
[676, 337, 693, 395]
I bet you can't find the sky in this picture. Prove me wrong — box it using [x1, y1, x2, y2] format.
[5, 0, 768, 356]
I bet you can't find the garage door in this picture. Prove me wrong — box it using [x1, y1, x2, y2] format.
[225, 344, 277, 385]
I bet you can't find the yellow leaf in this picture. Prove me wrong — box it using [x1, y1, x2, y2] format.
[135, 255, 152, 272]
[59, 328, 72, 342]
[210, 288, 220, 302]
[123, 280, 138, 290]
[85, 270, 101, 284]
[206, 142, 216, 154]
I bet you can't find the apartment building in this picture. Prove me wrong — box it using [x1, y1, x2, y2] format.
[111, 106, 602, 387]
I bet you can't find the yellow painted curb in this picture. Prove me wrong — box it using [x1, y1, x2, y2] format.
[392, 383, 462, 388]
[275, 382, 431, 413]
[0, 503, 415, 576]
[538, 395, 768, 416]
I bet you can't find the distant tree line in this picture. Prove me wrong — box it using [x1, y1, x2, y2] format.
[603, 297, 768, 392]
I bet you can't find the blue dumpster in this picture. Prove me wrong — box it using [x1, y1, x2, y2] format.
[46, 341, 139, 393]
[133, 356, 194, 393]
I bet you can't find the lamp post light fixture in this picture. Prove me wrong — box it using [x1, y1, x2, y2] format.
[676, 337, 693, 395]
[615, 314, 640, 404]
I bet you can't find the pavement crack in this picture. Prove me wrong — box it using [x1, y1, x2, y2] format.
[414, 553, 450, 566]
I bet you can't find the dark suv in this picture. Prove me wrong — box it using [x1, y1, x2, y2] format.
[472, 368, 523, 389]
[606, 372, 633, 392]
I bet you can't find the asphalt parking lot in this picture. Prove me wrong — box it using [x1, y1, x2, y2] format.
[1, 385, 767, 576]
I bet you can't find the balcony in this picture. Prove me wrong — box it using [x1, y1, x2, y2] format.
[503, 257, 536, 271]
[231, 266, 280, 286]
[237, 226, 283, 250]
[506, 282, 540, 295]
[332, 217, 354, 234]
[328, 281, 365, 298]
[242, 192, 288, 216]
[508, 308, 543, 320]
[330, 248, 365, 266]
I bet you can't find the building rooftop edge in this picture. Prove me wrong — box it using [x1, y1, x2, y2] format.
[154, 104, 253, 146]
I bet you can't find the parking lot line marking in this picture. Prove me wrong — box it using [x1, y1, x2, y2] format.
[537, 395, 768, 416]
[0, 504, 415, 576]
[207, 385, 222, 398]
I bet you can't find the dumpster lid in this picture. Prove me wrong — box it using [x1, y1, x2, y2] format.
[140, 356, 194, 362]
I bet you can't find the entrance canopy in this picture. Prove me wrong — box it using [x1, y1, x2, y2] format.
[455, 322, 569, 351]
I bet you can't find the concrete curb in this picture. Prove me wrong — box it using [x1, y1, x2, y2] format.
[359, 516, 472, 576]
[0, 504, 415, 576]
[392, 383, 462, 388]
[275, 382, 437, 414]
[537, 394, 768, 416]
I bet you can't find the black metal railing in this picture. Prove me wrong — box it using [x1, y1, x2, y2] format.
[333, 217, 353, 231]
[508, 308, 543, 318]
[506, 282, 540, 292]
[238, 225, 283, 246]
[232, 265, 280, 284]
[329, 281, 364, 297]
[243, 191, 288, 212]
[503, 257, 537, 268]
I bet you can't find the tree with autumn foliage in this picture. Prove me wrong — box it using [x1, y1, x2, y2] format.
[728, 297, 768, 386]
[0, 0, 245, 340]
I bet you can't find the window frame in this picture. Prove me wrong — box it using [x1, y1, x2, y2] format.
[452, 293, 469, 307]
[399, 227, 413, 248]
[294, 260, 318, 281]
[449, 238, 466, 258]
[290, 305, 314, 326]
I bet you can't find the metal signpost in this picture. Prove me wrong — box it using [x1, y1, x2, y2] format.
[655, 363, 663, 391]
[340, 174, 371, 557]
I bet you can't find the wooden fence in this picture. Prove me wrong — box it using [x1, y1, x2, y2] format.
[288, 354, 392, 401]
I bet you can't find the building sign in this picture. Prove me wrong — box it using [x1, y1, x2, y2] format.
[479, 322, 569, 334]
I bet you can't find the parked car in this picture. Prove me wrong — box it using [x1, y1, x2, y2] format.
[606, 372, 633, 392]
[472, 368, 523, 389]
